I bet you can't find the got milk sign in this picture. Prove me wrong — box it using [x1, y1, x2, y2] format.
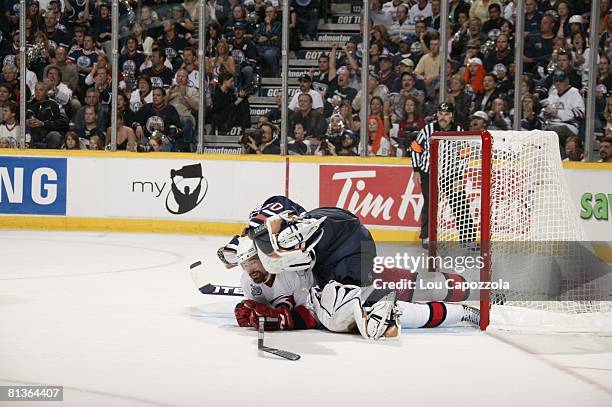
[0, 156, 67, 215]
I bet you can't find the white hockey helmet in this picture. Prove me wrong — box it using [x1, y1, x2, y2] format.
[236, 237, 258, 266]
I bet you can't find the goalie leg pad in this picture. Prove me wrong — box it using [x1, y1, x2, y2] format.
[311, 281, 363, 332]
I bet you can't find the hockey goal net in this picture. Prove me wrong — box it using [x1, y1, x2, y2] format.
[429, 130, 612, 333]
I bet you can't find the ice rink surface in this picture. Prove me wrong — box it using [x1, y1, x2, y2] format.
[1, 231, 611, 407]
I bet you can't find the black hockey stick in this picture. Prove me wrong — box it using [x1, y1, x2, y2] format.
[258, 317, 301, 361]
[189, 261, 244, 297]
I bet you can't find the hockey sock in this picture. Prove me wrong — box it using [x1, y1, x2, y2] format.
[398, 301, 465, 329]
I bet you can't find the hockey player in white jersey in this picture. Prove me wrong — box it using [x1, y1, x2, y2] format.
[230, 237, 318, 331]
[226, 237, 480, 337]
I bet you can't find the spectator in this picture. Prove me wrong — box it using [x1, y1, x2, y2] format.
[254, 6, 282, 76]
[472, 72, 500, 113]
[116, 92, 134, 132]
[389, 3, 412, 43]
[414, 32, 441, 97]
[147, 133, 164, 152]
[26, 82, 67, 149]
[266, 90, 282, 126]
[324, 67, 358, 117]
[524, 12, 558, 74]
[487, 97, 511, 130]
[464, 57, 485, 95]
[0, 84, 15, 123]
[540, 69, 585, 147]
[90, 65, 112, 107]
[229, 22, 258, 89]
[563, 135, 584, 162]
[167, 68, 198, 151]
[599, 137, 612, 163]
[371, 25, 395, 54]
[599, 9, 612, 53]
[244, 123, 280, 155]
[44, 47, 78, 93]
[0, 101, 19, 147]
[367, 115, 392, 157]
[555, 1, 572, 39]
[105, 113, 136, 151]
[67, 34, 97, 85]
[293, 0, 318, 42]
[133, 88, 182, 147]
[371, 0, 393, 27]
[353, 71, 389, 113]
[289, 93, 326, 142]
[44, 65, 74, 114]
[62, 131, 81, 150]
[176, 47, 200, 89]
[469, 0, 502, 24]
[450, 0, 472, 28]
[492, 63, 512, 94]
[409, 0, 433, 25]
[141, 47, 175, 89]
[289, 74, 324, 112]
[481, 3, 505, 34]
[448, 75, 471, 128]
[225, 4, 254, 39]
[92, 3, 112, 54]
[119, 35, 146, 90]
[469, 110, 490, 130]
[397, 95, 425, 154]
[157, 20, 188, 70]
[370, 95, 392, 134]
[541, 49, 582, 92]
[310, 45, 338, 100]
[131, 21, 154, 57]
[483, 33, 513, 72]
[378, 51, 400, 92]
[88, 135, 104, 151]
[425, 0, 441, 30]
[597, 55, 612, 91]
[211, 72, 251, 135]
[74, 88, 108, 134]
[208, 39, 237, 87]
[288, 122, 309, 155]
[76, 105, 104, 141]
[130, 75, 153, 113]
[317, 113, 358, 156]
[520, 94, 543, 130]
[569, 31, 590, 85]
[43, 10, 69, 50]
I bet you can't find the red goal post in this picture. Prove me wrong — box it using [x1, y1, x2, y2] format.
[428, 131, 492, 330]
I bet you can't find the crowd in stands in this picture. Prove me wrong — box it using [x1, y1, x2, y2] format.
[0, 0, 611, 162]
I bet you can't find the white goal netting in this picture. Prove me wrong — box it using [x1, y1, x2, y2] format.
[432, 130, 612, 333]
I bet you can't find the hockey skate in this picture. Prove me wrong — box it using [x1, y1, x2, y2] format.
[461, 305, 480, 327]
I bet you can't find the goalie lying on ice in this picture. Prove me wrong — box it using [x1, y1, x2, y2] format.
[222, 236, 480, 339]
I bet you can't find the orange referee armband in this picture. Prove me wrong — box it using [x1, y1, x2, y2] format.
[411, 140, 424, 153]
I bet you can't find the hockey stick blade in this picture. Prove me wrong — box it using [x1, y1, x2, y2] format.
[260, 346, 301, 361]
[189, 260, 244, 297]
[257, 317, 300, 361]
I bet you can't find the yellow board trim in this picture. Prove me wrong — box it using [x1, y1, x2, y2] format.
[0, 216, 419, 242]
[3, 149, 612, 168]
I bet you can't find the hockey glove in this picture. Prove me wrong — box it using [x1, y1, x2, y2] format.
[249, 303, 294, 331]
[234, 300, 256, 327]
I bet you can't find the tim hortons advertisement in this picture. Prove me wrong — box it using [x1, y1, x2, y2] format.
[319, 165, 423, 228]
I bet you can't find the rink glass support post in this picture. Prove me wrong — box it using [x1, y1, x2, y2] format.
[110, 0, 119, 151]
[429, 131, 492, 330]
[19, 0, 26, 148]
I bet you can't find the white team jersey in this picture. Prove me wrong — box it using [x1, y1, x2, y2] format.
[240, 269, 315, 310]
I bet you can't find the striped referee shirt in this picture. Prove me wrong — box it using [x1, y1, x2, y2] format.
[411, 121, 463, 174]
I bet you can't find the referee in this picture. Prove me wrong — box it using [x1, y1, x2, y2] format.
[411, 102, 464, 248]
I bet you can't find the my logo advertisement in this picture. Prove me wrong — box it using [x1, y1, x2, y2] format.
[131, 163, 208, 215]
[0, 156, 67, 215]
